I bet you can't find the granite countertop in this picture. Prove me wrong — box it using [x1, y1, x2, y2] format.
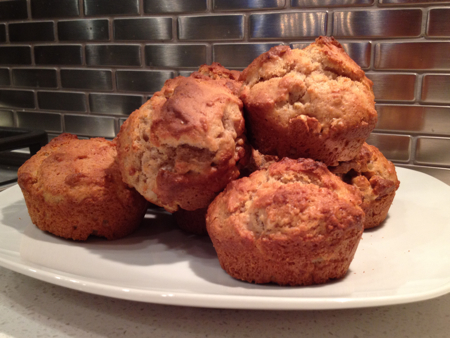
[1, 266, 449, 338]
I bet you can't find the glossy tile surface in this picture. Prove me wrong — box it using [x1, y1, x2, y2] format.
[0, 47, 32, 65]
[415, 137, 450, 166]
[30, 0, 80, 18]
[0, 110, 14, 127]
[58, 20, 109, 41]
[146, 44, 207, 68]
[0, 0, 28, 21]
[0, 69, 10, 86]
[35, 45, 82, 65]
[84, 0, 139, 16]
[213, 43, 279, 68]
[9, 22, 55, 42]
[89, 93, 143, 115]
[61, 69, 113, 91]
[292, 0, 373, 6]
[421, 75, 450, 104]
[17, 111, 62, 132]
[0, 89, 35, 109]
[116, 70, 173, 93]
[250, 12, 327, 39]
[64, 114, 116, 138]
[38, 91, 87, 112]
[367, 73, 416, 101]
[86, 45, 141, 66]
[12, 68, 57, 88]
[145, 0, 207, 13]
[214, 0, 285, 10]
[114, 18, 172, 41]
[366, 133, 411, 162]
[427, 8, 450, 37]
[179, 15, 244, 40]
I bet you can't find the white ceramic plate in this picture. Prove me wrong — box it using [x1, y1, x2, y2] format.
[0, 167, 449, 310]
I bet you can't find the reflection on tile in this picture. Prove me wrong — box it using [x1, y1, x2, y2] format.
[0, 89, 35, 109]
[0, 25, 5, 43]
[89, 93, 143, 115]
[214, 0, 285, 11]
[0, 110, 14, 127]
[179, 15, 244, 40]
[114, 18, 172, 41]
[116, 70, 173, 93]
[366, 73, 416, 101]
[86, 45, 141, 66]
[366, 133, 411, 162]
[17, 111, 62, 132]
[375, 105, 450, 136]
[84, 0, 139, 16]
[61, 69, 113, 91]
[250, 12, 327, 39]
[38, 91, 87, 112]
[12, 68, 57, 88]
[292, 0, 373, 6]
[415, 137, 450, 166]
[213, 43, 279, 68]
[375, 42, 450, 70]
[145, 44, 207, 68]
[332, 10, 422, 38]
[64, 114, 116, 138]
[421, 74, 450, 104]
[145, 0, 207, 13]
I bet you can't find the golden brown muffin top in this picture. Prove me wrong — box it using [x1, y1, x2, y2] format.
[116, 75, 248, 212]
[207, 158, 364, 240]
[329, 143, 400, 200]
[18, 134, 132, 204]
[239, 36, 377, 133]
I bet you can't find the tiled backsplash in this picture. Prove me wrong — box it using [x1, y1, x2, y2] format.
[0, 0, 449, 184]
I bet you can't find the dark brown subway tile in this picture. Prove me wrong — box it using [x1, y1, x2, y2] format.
[179, 15, 244, 41]
[58, 20, 109, 41]
[375, 42, 450, 70]
[114, 18, 172, 41]
[366, 133, 411, 163]
[64, 114, 116, 138]
[292, 0, 373, 6]
[0, 25, 5, 43]
[214, 0, 285, 11]
[249, 12, 327, 39]
[0, 69, 10, 86]
[427, 9, 450, 38]
[86, 45, 141, 67]
[12, 68, 57, 88]
[84, 0, 140, 16]
[145, 0, 207, 13]
[89, 93, 143, 115]
[116, 70, 173, 93]
[61, 69, 112, 91]
[421, 75, 450, 104]
[213, 43, 279, 68]
[31, 0, 80, 18]
[375, 105, 450, 136]
[332, 10, 422, 38]
[366, 73, 416, 101]
[415, 137, 450, 166]
[0, 89, 35, 109]
[38, 91, 86, 112]
[17, 111, 62, 132]
[0, 0, 28, 21]
[9, 22, 55, 42]
[35, 45, 82, 65]
[0, 110, 14, 127]
[145, 45, 207, 68]
[0, 47, 32, 65]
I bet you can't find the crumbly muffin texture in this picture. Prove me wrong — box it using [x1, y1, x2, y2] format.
[240, 36, 378, 166]
[206, 158, 365, 286]
[17, 134, 148, 241]
[330, 143, 400, 229]
[116, 73, 248, 212]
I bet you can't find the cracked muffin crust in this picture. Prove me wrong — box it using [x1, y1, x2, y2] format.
[17, 134, 148, 241]
[116, 73, 248, 213]
[206, 158, 365, 286]
[239, 36, 378, 166]
[329, 143, 400, 229]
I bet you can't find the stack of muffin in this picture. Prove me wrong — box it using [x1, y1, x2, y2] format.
[17, 37, 399, 286]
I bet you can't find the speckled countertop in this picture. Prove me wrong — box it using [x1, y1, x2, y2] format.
[0, 266, 449, 338]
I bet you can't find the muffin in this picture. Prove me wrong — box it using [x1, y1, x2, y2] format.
[329, 143, 400, 229]
[239, 36, 378, 166]
[116, 73, 248, 213]
[206, 158, 365, 286]
[17, 134, 148, 241]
